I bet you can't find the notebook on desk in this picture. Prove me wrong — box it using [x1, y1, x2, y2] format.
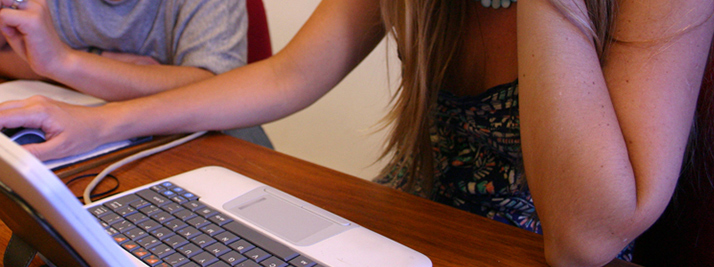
[0, 134, 432, 266]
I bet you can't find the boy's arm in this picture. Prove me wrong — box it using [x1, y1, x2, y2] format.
[0, 0, 241, 101]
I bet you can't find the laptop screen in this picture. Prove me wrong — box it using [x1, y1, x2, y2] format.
[0, 180, 89, 266]
[0, 135, 136, 266]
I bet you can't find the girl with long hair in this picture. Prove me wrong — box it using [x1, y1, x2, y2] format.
[1, 0, 712, 265]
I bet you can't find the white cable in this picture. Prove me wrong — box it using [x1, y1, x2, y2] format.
[83, 131, 207, 205]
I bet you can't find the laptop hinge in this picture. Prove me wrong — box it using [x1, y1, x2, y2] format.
[4, 233, 38, 267]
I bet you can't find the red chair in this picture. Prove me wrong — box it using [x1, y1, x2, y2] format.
[246, 0, 273, 63]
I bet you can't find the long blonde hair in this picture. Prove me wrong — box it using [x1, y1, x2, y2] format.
[378, 0, 616, 194]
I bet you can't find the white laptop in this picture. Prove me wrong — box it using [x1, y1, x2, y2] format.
[0, 134, 432, 267]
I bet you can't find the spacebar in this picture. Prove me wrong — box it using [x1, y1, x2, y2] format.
[224, 221, 300, 262]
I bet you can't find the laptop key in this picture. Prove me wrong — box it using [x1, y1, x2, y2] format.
[99, 211, 121, 225]
[183, 201, 205, 211]
[103, 200, 125, 211]
[191, 233, 217, 248]
[162, 202, 184, 214]
[174, 209, 198, 221]
[208, 213, 233, 226]
[171, 195, 189, 204]
[136, 235, 161, 249]
[177, 243, 202, 258]
[220, 251, 247, 265]
[260, 256, 288, 267]
[182, 192, 199, 201]
[151, 226, 176, 240]
[132, 247, 150, 259]
[149, 243, 175, 258]
[151, 184, 166, 192]
[151, 211, 175, 224]
[124, 228, 148, 240]
[163, 235, 189, 249]
[224, 221, 300, 262]
[214, 231, 240, 244]
[104, 227, 119, 237]
[143, 254, 163, 266]
[126, 212, 149, 224]
[201, 223, 225, 236]
[130, 198, 151, 209]
[196, 207, 219, 218]
[191, 251, 219, 267]
[288, 256, 316, 267]
[162, 252, 189, 266]
[140, 205, 162, 216]
[89, 205, 110, 217]
[205, 242, 230, 257]
[138, 219, 161, 231]
[187, 217, 210, 228]
[161, 189, 177, 199]
[243, 248, 271, 263]
[113, 220, 135, 233]
[105, 194, 140, 210]
[113, 234, 129, 244]
[115, 205, 137, 216]
[227, 239, 254, 254]
[177, 226, 201, 239]
[138, 189, 171, 207]
[170, 186, 185, 194]
[121, 241, 140, 252]
[165, 219, 188, 231]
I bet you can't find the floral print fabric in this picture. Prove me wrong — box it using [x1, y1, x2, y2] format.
[428, 81, 543, 232]
[375, 79, 633, 260]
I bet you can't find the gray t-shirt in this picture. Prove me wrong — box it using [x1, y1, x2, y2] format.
[47, 0, 247, 74]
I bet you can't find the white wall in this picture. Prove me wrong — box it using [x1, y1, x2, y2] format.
[261, 0, 398, 180]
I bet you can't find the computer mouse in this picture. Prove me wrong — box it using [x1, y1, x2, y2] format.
[2, 128, 46, 145]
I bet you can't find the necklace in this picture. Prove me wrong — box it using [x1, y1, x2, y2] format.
[480, 0, 516, 9]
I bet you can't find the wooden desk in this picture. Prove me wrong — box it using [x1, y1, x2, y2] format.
[0, 133, 636, 266]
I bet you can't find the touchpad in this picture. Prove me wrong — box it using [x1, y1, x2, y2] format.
[223, 187, 354, 246]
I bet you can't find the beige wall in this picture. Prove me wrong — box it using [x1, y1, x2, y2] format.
[261, 0, 398, 180]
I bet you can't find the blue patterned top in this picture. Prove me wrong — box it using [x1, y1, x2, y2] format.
[428, 81, 543, 232]
[375, 80, 539, 231]
[375, 79, 634, 260]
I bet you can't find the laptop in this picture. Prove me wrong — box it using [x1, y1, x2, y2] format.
[0, 134, 432, 266]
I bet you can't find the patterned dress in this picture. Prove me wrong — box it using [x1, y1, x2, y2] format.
[431, 81, 540, 231]
[375, 79, 634, 260]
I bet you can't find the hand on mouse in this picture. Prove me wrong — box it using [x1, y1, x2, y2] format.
[0, 95, 108, 161]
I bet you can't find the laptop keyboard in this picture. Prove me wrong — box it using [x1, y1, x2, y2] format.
[88, 182, 323, 267]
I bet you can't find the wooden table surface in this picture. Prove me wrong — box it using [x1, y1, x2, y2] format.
[0, 132, 636, 266]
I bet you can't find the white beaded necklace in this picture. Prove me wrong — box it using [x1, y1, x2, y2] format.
[480, 0, 516, 9]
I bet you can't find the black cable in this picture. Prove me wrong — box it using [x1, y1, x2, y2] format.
[65, 173, 119, 200]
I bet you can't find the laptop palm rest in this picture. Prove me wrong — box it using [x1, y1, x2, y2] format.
[223, 186, 356, 246]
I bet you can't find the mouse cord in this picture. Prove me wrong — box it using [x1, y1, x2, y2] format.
[83, 131, 207, 205]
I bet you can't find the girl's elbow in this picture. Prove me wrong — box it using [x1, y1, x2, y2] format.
[543, 232, 628, 267]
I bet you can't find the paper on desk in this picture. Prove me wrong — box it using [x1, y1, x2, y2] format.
[43, 140, 132, 170]
[0, 80, 106, 106]
[0, 80, 142, 170]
